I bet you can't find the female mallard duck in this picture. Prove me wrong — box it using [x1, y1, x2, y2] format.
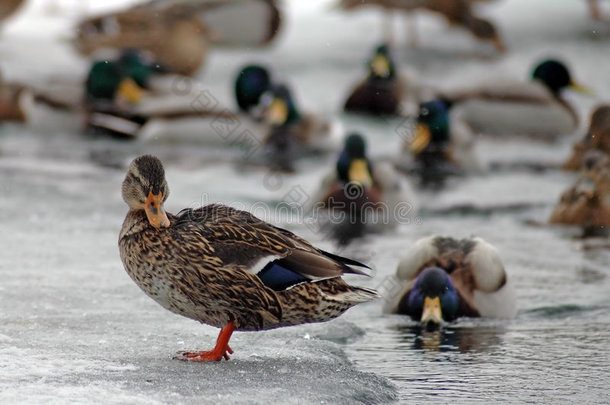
[338, 0, 504, 52]
[563, 105, 610, 171]
[404, 99, 480, 186]
[442, 59, 588, 140]
[75, 4, 211, 76]
[309, 133, 416, 243]
[343, 44, 406, 116]
[383, 236, 516, 327]
[550, 151, 610, 235]
[118, 155, 377, 361]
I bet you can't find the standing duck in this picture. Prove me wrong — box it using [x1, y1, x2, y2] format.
[383, 236, 516, 327]
[443, 59, 588, 140]
[343, 44, 406, 116]
[118, 155, 378, 361]
[338, 0, 504, 52]
[563, 105, 610, 171]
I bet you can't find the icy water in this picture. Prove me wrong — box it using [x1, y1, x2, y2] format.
[2, 0, 610, 404]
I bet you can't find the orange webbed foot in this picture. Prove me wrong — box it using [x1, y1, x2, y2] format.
[174, 345, 234, 362]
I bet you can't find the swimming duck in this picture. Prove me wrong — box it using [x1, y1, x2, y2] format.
[344, 44, 405, 116]
[118, 155, 378, 361]
[383, 236, 516, 327]
[234, 66, 341, 168]
[405, 99, 480, 186]
[338, 0, 504, 52]
[563, 105, 610, 171]
[550, 151, 610, 235]
[310, 133, 416, 243]
[442, 59, 588, 140]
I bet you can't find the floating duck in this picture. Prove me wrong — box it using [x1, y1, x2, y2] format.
[338, 0, 504, 52]
[119, 155, 378, 361]
[563, 105, 610, 171]
[550, 151, 610, 235]
[234, 65, 341, 169]
[344, 44, 406, 116]
[384, 236, 516, 327]
[442, 59, 588, 140]
[404, 99, 480, 186]
[309, 133, 416, 244]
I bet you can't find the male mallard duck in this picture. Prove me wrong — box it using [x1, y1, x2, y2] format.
[233, 66, 341, 169]
[383, 236, 516, 327]
[338, 0, 504, 52]
[443, 59, 588, 140]
[550, 151, 610, 235]
[310, 133, 416, 243]
[405, 99, 480, 186]
[118, 155, 377, 361]
[563, 105, 610, 171]
[344, 44, 406, 116]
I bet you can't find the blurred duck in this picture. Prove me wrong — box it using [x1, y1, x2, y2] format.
[384, 236, 516, 328]
[563, 105, 610, 171]
[344, 44, 406, 116]
[588, 0, 605, 20]
[310, 133, 416, 244]
[75, 0, 282, 76]
[550, 151, 610, 235]
[338, 0, 504, 52]
[75, 4, 211, 76]
[405, 99, 480, 186]
[0, 0, 24, 25]
[234, 65, 341, 170]
[442, 59, 589, 140]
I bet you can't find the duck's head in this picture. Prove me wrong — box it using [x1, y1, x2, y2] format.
[531, 59, 590, 95]
[122, 155, 170, 228]
[118, 48, 165, 89]
[407, 267, 459, 329]
[336, 133, 373, 188]
[368, 44, 395, 80]
[261, 83, 301, 127]
[410, 100, 450, 155]
[234, 64, 272, 113]
[86, 59, 145, 104]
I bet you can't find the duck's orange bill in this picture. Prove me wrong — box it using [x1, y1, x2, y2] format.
[265, 98, 288, 126]
[421, 296, 443, 325]
[348, 158, 373, 188]
[570, 81, 594, 95]
[144, 191, 170, 228]
[117, 77, 145, 104]
[410, 123, 431, 154]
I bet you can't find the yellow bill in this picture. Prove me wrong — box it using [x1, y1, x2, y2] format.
[421, 296, 443, 325]
[410, 123, 431, 154]
[117, 77, 145, 104]
[570, 81, 594, 95]
[371, 54, 390, 78]
[144, 190, 170, 228]
[348, 158, 373, 188]
[265, 98, 288, 126]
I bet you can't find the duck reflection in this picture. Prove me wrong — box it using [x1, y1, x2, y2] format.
[394, 323, 505, 353]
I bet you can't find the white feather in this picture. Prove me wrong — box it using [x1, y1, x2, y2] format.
[395, 235, 439, 281]
[467, 237, 507, 293]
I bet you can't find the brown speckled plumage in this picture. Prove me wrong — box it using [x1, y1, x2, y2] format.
[119, 156, 377, 339]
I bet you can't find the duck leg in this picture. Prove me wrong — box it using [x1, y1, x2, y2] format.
[174, 322, 235, 362]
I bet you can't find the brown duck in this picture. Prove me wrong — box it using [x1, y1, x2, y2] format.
[118, 155, 377, 361]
